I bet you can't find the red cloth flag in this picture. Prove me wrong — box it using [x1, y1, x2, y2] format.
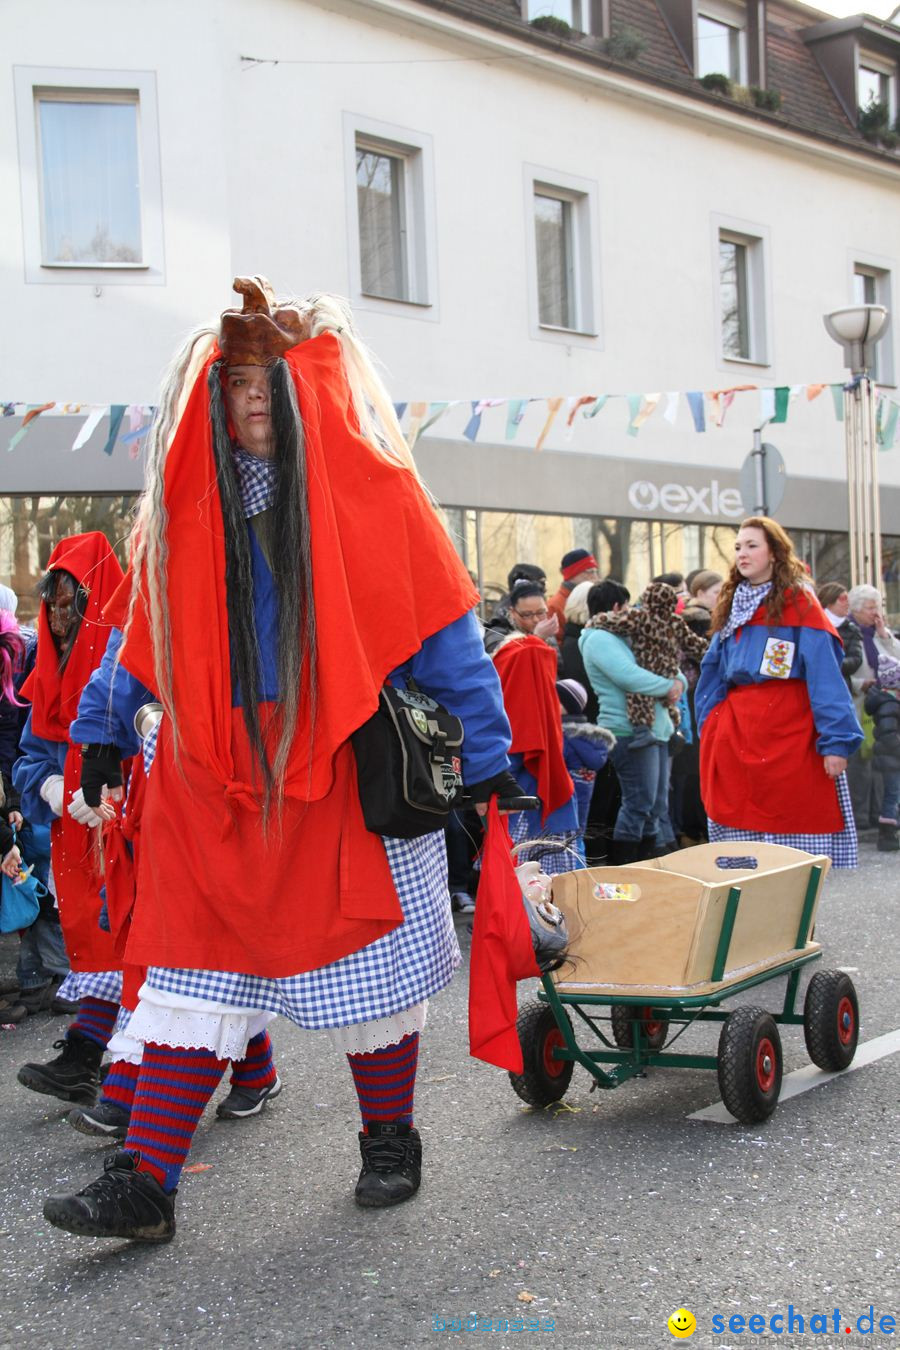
[469, 801, 541, 1073]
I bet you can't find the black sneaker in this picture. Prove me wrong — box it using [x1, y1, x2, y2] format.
[17, 1032, 103, 1105]
[43, 1150, 176, 1243]
[355, 1121, 422, 1208]
[215, 1074, 283, 1120]
[67, 1099, 131, 1139]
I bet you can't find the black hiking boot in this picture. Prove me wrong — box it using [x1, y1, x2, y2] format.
[17, 1032, 103, 1105]
[43, 1150, 176, 1242]
[355, 1121, 422, 1208]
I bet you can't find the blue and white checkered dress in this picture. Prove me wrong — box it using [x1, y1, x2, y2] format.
[145, 831, 460, 1028]
[506, 811, 582, 876]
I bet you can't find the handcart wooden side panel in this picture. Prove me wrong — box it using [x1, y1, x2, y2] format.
[550, 842, 829, 998]
[509, 842, 859, 1124]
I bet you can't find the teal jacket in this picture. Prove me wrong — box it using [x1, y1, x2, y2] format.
[579, 627, 676, 741]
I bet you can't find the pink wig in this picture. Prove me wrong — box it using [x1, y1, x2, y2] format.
[0, 611, 24, 706]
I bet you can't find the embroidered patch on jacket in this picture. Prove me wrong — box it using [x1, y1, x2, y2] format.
[760, 637, 795, 679]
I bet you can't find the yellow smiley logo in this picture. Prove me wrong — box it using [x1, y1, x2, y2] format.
[667, 1308, 697, 1338]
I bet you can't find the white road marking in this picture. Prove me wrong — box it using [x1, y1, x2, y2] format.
[688, 1028, 900, 1123]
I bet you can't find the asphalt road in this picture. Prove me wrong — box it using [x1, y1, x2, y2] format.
[0, 839, 897, 1350]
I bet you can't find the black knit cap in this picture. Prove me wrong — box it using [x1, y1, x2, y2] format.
[560, 548, 592, 570]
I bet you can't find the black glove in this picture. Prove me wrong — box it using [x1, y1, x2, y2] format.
[465, 770, 523, 805]
[80, 743, 123, 808]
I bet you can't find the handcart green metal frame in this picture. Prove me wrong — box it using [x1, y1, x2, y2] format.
[510, 856, 860, 1123]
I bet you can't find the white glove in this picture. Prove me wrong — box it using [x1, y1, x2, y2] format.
[68, 787, 105, 828]
[39, 774, 65, 818]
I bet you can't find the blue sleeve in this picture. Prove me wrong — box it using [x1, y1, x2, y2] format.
[69, 628, 154, 756]
[11, 714, 67, 826]
[584, 629, 675, 697]
[798, 628, 864, 757]
[401, 610, 511, 784]
[695, 634, 728, 732]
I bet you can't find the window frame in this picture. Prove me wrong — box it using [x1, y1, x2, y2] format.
[712, 214, 771, 370]
[857, 49, 898, 120]
[850, 253, 895, 387]
[344, 113, 438, 322]
[523, 0, 607, 36]
[524, 165, 602, 346]
[696, 1, 748, 83]
[14, 65, 164, 286]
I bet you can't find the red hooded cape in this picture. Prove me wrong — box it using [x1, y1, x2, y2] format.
[701, 590, 845, 834]
[492, 637, 573, 824]
[469, 801, 541, 1072]
[20, 532, 124, 971]
[108, 333, 479, 977]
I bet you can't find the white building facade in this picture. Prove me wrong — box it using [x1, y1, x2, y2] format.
[3, 0, 900, 612]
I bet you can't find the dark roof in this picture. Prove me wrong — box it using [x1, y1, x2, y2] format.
[408, 0, 900, 161]
[767, 1, 856, 140]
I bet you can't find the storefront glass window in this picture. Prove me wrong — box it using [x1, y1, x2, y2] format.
[0, 494, 136, 624]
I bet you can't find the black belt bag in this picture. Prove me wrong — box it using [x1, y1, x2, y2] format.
[351, 677, 465, 838]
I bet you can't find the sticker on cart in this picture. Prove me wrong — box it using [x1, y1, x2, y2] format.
[759, 636, 795, 679]
[592, 882, 640, 902]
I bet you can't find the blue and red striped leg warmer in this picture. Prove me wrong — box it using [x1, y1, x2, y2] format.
[124, 1042, 227, 1192]
[100, 1058, 140, 1111]
[68, 997, 118, 1050]
[229, 1030, 277, 1091]
[346, 1032, 419, 1131]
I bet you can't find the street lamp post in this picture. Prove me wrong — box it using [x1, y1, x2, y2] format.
[823, 304, 890, 589]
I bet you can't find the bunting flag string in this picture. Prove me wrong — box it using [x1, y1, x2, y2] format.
[534, 397, 563, 452]
[2, 382, 900, 455]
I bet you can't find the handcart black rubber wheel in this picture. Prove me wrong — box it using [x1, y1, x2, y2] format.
[717, 1006, 783, 1123]
[610, 1005, 670, 1051]
[509, 1002, 574, 1106]
[803, 970, 859, 1071]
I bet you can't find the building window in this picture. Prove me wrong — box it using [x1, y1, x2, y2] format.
[14, 66, 164, 285]
[720, 236, 750, 358]
[697, 2, 747, 82]
[535, 192, 575, 328]
[715, 221, 769, 365]
[36, 91, 142, 266]
[344, 116, 437, 318]
[356, 144, 410, 302]
[524, 0, 604, 36]
[853, 262, 894, 385]
[858, 52, 897, 119]
[526, 169, 600, 341]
